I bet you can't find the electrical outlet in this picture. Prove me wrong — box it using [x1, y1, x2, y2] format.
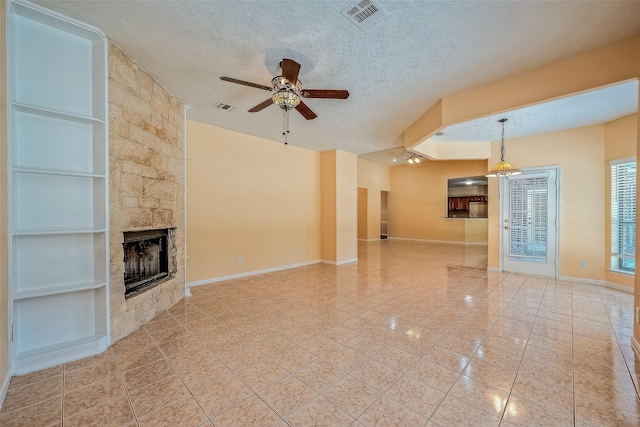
[294, 249, 300, 256]
[580, 260, 588, 269]
[238, 256, 243, 265]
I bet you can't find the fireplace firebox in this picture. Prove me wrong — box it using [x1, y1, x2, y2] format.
[123, 229, 170, 297]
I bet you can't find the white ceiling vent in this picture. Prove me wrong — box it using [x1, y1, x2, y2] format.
[341, 0, 388, 31]
[215, 102, 236, 112]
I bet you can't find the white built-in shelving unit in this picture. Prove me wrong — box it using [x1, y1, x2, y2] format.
[8, 0, 109, 374]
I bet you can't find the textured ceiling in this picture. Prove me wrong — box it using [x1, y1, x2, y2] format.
[33, 0, 640, 155]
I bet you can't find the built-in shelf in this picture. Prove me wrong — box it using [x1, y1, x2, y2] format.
[13, 227, 106, 236]
[13, 168, 106, 179]
[14, 281, 107, 300]
[12, 102, 105, 125]
[9, 0, 109, 374]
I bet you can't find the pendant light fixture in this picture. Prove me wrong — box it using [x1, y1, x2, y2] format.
[486, 118, 521, 178]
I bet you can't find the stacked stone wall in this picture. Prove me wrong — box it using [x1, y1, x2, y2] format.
[108, 42, 185, 341]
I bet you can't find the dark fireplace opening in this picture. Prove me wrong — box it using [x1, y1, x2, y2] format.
[123, 229, 170, 297]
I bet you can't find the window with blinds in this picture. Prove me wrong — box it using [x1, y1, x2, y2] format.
[508, 176, 548, 263]
[611, 159, 636, 273]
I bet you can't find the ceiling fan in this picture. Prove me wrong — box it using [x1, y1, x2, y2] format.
[220, 58, 349, 143]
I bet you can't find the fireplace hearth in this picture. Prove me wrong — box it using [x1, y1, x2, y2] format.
[123, 229, 170, 297]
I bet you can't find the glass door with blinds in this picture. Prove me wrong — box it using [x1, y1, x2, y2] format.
[501, 168, 558, 277]
[610, 159, 636, 273]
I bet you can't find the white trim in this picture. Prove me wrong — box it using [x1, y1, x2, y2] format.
[632, 337, 640, 359]
[558, 275, 634, 293]
[322, 258, 358, 266]
[487, 267, 501, 272]
[183, 105, 188, 298]
[609, 157, 636, 166]
[187, 260, 322, 287]
[558, 275, 604, 286]
[388, 237, 487, 246]
[0, 369, 11, 410]
[604, 281, 634, 293]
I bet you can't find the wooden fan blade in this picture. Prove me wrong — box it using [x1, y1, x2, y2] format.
[302, 89, 350, 99]
[249, 98, 274, 112]
[281, 58, 301, 84]
[220, 76, 271, 91]
[295, 101, 317, 120]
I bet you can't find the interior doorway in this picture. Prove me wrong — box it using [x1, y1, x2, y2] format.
[381, 191, 389, 239]
[500, 167, 559, 277]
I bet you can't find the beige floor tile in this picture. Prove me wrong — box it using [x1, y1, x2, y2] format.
[408, 358, 459, 392]
[128, 374, 190, 417]
[193, 375, 253, 418]
[286, 396, 354, 427]
[429, 395, 501, 427]
[0, 395, 62, 427]
[384, 374, 445, 418]
[511, 375, 573, 418]
[294, 359, 345, 391]
[258, 375, 317, 417]
[323, 375, 381, 418]
[137, 395, 208, 427]
[2, 374, 62, 411]
[238, 359, 289, 392]
[462, 357, 516, 392]
[63, 374, 126, 417]
[211, 395, 281, 426]
[121, 358, 175, 391]
[447, 374, 509, 418]
[5, 241, 640, 426]
[271, 345, 317, 371]
[502, 395, 573, 427]
[322, 345, 369, 373]
[64, 396, 135, 427]
[351, 359, 402, 392]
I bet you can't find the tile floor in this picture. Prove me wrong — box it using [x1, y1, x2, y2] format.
[1, 240, 640, 426]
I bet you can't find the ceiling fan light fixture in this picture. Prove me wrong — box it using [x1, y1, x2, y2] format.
[272, 90, 300, 110]
[487, 118, 521, 178]
[271, 76, 301, 110]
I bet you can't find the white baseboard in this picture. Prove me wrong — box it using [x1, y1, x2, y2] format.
[184, 287, 192, 297]
[604, 281, 634, 293]
[187, 260, 322, 287]
[486, 267, 501, 272]
[0, 369, 11, 411]
[557, 275, 633, 293]
[558, 275, 605, 286]
[321, 258, 358, 266]
[387, 237, 488, 246]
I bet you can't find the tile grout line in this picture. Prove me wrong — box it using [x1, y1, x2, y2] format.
[110, 346, 141, 427]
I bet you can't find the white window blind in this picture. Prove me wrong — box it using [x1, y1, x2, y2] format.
[508, 176, 548, 263]
[611, 160, 636, 273]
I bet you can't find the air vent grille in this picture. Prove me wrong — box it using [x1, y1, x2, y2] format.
[215, 102, 235, 111]
[342, 0, 388, 31]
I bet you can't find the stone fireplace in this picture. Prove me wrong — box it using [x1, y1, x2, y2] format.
[109, 42, 185, 342]
[123, 228, 173, 297]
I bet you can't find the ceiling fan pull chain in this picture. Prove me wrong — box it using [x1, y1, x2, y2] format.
[283, 109, 289, 145]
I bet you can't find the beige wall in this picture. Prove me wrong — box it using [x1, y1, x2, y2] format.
[357, 187, 367, 240]
[1, 0, 9, 389]
[604, 114, 637, 289]
[389, 160, 488, 242]
[321, 150, 337, 261]
[335, 150, 358, 262]
[487, 125, 606, 280]
[187, 121, 321, 282]
[357, 159, 390, 240]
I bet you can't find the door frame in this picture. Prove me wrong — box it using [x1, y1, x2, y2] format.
[498, 165, 561, 278]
